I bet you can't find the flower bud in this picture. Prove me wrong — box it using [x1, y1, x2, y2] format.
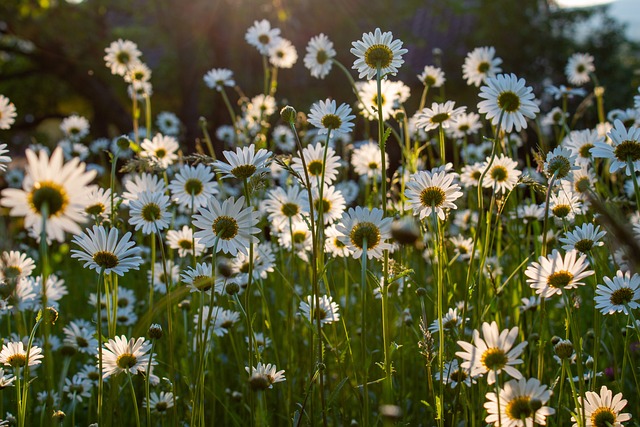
[148, 323, 163, 340]
[280, 106, 297, 124]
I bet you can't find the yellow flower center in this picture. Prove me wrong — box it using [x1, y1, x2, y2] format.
[614, 140, 640, 162]
[419, 186, 446, 208]
[364, 44, 394, 69]
[480, 347, 508, 371]
[29, 181, 69, 217]
[349, 221, 381, 250]
[321, 114, 342, 130]
[92, 251, 119, 269]
[116, 352, 137, 369]
[184, 179, 203, 196]
[591, 407, 616, 427]
[230, 164, 257, 179]
[547, 270, 574, 289]
[497, 91, 521, 113]
[505, 396, 533, 420]
[610, 287, 634, 306]
[212, 215, 239, 240]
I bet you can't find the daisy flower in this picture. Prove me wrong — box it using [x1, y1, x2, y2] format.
[428, 308, 466, 334]
[62, 321, 98, 355]
[245, 94, 277, 125]
[563, 129, 604, 167]
[99, 335, 154, 379]
[276, 219, 313, 260]
[149, 260, 179, 294]
[128, 80, 153, 100]
[336, 206, 392, 260]
[0, 95, 17, 130]
[541, 107, 568, 128]
[245, 19, 281, 55]
[545, 84, 587, 100]
[140, 134, 179, 169]
[121, 172, 166, 205]
[169, 164, 217, 209]
[525, 249, 594, 298]
[449, 112, 482, 139]
[156, 111, 181, 136]
[0, 251, 36, 282]
[324, 224, 351, 258]
[304, 33, 335, 79]
[262, 185, 308, 231]
[246, 362, 286, 389]
[230, 242, 275, 284]
[104, 39, 142, 77]
[308, 185, 346, 225]
[0, 144, 11, 172]
[291, 142, 341, 188]
[415, 101, 466, 132]
[449, 236, 474, 261]
[272, 125, 295, 152]
[591, 119, 640, 176]
[0, 368, 15, 389]
[434, 359, 474, 388]
[71, 225, 142, 276]
[143, 391, 174, 416]
[478, 73, 539, 133]
[63, 374, 92, 402]
[559, 223, 606, 253]
[351, 141, 388, 181]
[299, 295, 340, 325]
[460, 162, 484, 188]
[203, 68, 235, 92]
[307, 99, 355, 137]
[565, 52, 595, 86]
[166, 226, 205, 258]
[123, 61, 151, 84]
[192, 196, 260, 256]
[181, 262, 222, 295]
[545, 146, 580, 181]
[356, 79, 399, 121]
[212, 144, 272, 180]
[481, 154, 521, 194]
[0, 341, 43, 368]
[594, 270, 640, 315]
[268, 38, 298, 69]
[1, 147, 96, 242]
[405, 169, 463, 220]
[418, 65, 445, 87]
[572, 386, 631, 427]
[128, 191, 171, 235]
[455, 321, 527, 384]
[350, 28, 408, 80]
[60, 115, 90, 140]
[83, 187, 118, 221]
[484, 377, 555, 426]
[462, 46, 503, 87]
[549, 190, 583, 222]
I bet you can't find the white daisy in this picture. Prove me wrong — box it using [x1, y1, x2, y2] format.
[0, 147, 96, 242]
[63, 374, 93, 402]
[559, 223, 606, 253]
[351, 141, 388, 181]
[455, 321, 527, 384]
[156, 111, 181, 136]
[525, 249, 594, 298]
[103, 39, 142, 77]
[308, 185, 346, 225]
[594, 270, 640, 315]
[549, 190, 583, 222]
[481, 154, 521, 194]
[478, 73, 539, 133]
[99, 335, 154, 379]
[565, 52, 595, 86]
[63, 320, 98, 355]
[245, 362, 286, 389]
[166, 226, 205, 258]
[429, 307, 466, 334]
[418, 65, 445, 87]
[572, 386, 631, 427]
[212, 144, 272, 180]
[591, 119, 640, 176]
[192, 196, 260, 256]
[140, 134, 179, 169]
[434, 359, 474, 388]
[415, 101, 466, 132]
[291, 142, 341, 188]
[181, 262, 221, 295]
[121, 172, 166, 205]
[71, 225, 142, 276]
[356, 79, 399, 121]
[271, 125, 295, 152]
[324, 224, 351, 258]
[128, 190, 171, 235]
[83, 186, 118, 222]
[307, 99, 355, 137]
[336, 206, 392, 260]
[60, 115, 90, 140]
[123, 61, 151, 83]
[203, 68, 235, 92]
[143, 391, 174, 415]
[0, 251, 35, 282]
[0, 95, 17, 130]
[0, 341, 43, 369]
[299, 294, 340, 325]
[350, 28, 407, 80]
[484, 377, 555, 426]
[169, 164, 217, 209]
[268, 38, 298, 69]
[405, 169, 463, 220]
[448, 112, 482, 138]
[462, 46, 503, 87]
[563, 129, 603, 167]
[245, 19, 281, 55]
[262, 185, 308, 231]
[304, 33, 335, 79]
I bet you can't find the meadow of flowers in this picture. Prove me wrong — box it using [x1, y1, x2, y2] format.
[0, 16, 639, 427]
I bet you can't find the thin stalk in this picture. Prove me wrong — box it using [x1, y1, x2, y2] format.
[97, 266, 106, 426]
[360, 239, 369, 426]
[127, 372, 141, 427]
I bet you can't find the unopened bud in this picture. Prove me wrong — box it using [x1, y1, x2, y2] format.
[148, 323, 163, 340]
[280, 106, 297, 124]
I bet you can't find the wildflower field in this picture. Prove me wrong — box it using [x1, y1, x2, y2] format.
[1, 6, 640, 427]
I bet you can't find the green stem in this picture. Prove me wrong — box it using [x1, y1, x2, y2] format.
[127, 372, 141, 427]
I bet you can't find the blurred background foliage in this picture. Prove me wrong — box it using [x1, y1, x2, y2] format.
[0, 0, 638, 148]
